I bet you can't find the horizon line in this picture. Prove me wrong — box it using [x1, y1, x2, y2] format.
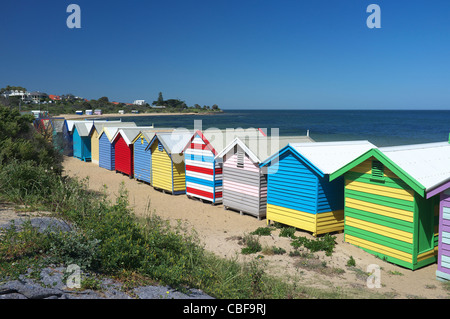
[220, 108, 450, 111]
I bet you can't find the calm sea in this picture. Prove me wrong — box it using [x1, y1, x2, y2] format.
[105, 109, 450, 147]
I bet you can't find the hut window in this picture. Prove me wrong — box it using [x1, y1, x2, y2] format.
[371, 160, 384, 181]
[158, 142, 163, 152]
[237, 150, 244, 168]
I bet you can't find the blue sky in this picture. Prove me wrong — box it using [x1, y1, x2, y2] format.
[1, 0, 450, 109]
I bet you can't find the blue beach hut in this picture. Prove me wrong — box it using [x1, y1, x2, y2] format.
[259, 141, 375, 236]
[73, 122, 95, 161]
[98, 126, 126, 171]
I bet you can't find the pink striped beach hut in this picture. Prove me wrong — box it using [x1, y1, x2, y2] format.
[215, 135, 315, 219]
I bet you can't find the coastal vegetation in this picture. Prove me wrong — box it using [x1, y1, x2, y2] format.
[0, 85, 222, 116]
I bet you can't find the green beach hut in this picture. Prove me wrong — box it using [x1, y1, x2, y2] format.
[330, 141, 450, 270]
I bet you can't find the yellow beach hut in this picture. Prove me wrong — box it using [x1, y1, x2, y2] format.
[146, 131, 193, 195]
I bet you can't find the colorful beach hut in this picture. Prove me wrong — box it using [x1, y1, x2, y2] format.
[146, 131, 193, 195]
[111, 127, 155, 177]
[73, 122, 95, 161]
[330, 141, 450, 270]
[132, 128, 175, 184]
[183, 129, 264, 204]
[259, 141, 375, 236]
[90, 121, 133, 165]
[98, 126, 127, 171]
[215, 135, 315, 220]
[436, 189, 450, 281]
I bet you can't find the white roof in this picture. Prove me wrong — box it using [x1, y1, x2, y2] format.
[65, 119, 109, 132]
[92, 121, 127, 134]
[290, 140, 376, 175]
[215, 135, 315, 163]
[199, 128, 265, 153]
[112, 126, 155, 145]
[152, 131, 194, 154]
[74, 122, 94, 137]
[99, 125, 137, 141]
[138, 128, 175, 143]
[379, 141, 450, 191]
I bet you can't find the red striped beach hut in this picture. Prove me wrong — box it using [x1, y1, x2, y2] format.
[183, 129, 264, 204]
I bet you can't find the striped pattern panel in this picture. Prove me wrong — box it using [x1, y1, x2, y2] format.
[438, 200, 450, 275]
[172, 159, 186, 193]
[344, 160, 415, 268]
[99, 133, 115, 170]
[134, 135, 151, 184]
[114, 136, 133, 177]
[267, 204, 344, 236]
[151, 141, 173, 192]
[91, 130, 100, 164]
[185, 134, 222, 203]
[222, 148, 267, 218]
[344, 157, 437, 269]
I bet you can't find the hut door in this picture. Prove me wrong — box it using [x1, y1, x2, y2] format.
[416, 195, 435, 254]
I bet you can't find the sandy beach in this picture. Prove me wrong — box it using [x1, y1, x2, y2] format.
[62, 156, 450, 299]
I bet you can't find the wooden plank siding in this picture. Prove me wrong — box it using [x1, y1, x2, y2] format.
[99, 132, 115, 171]
[222, 146, 267, 219]
[172, 160, 186, 193]
[133, 134, 152, 184]
[72, 126, 92, 162]
[114, 134, 133, 177]
[185, 134, 223, 203]
[437, 191, 450, 280]
[91, 129, 100, 164]
[265, 149, 345, 236]
[150, 138, 186, 194]
[343, 157, 439, 270]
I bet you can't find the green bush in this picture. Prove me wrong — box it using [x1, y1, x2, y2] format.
[251, 227, 272, 236]
[279, 226, 296, 238]
[291, 234, 337, 256]
[347, 256, 356, 267]
[47, 230, 102, 270]
[241, 234, 262, 255]
[0, 106, 62, 171]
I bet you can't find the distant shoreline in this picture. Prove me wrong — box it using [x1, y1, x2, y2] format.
[57, 112, 220, 120]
